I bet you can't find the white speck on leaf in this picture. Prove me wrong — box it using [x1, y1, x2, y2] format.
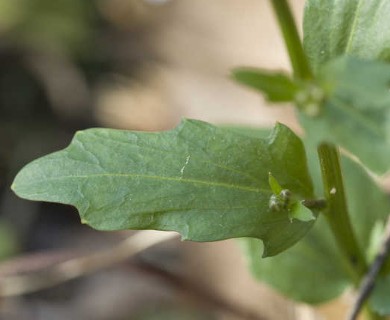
[180, 155, 191, 178]
[330, 187, 337, 195]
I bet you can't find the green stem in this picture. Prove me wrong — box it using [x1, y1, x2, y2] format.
[318, 143, 385, 320]
[318, 144, 385, 320]
[317, 143, 367, 284]
[270, 0, 313, 80]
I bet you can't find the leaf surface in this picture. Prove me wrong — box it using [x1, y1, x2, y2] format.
[304, 0, 390, 70]
[371, 274, 390, 315]
[232, 68, 298, 102]
[12, 119, 314, 257]
[299, 56, 390, 174]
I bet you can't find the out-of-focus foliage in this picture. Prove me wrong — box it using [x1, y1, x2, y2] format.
[0, 221, 17, 260]
[0, 0, 95, 56]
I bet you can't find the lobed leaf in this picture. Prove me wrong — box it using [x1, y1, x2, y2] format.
[12, 119, 314, 257]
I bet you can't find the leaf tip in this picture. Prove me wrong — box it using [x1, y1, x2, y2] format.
[230, 67, 244, 78]
[268, 172, 283, 195]
[10, 171, 24, 197]
[261, 242, 271, 258]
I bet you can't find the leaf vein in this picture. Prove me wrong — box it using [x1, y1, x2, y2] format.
[344, 0, 363, 53]
[38, 173, 268, 194]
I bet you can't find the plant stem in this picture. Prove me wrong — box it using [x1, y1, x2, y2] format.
[318, 144, 386, 320]
[317, 143, 367, 283]
[301, 198, 327, 210]
[0, 230, 178, 296]
[269, 0, 313, 80]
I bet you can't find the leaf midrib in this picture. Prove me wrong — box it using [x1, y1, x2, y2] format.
[76, 137, 262, 184]
[344, 0, 364, 53]
[22, 173, 268, 194]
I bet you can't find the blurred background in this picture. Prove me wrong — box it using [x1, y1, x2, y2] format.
[0, 0, 343, 319]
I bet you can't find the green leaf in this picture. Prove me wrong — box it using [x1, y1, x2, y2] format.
[241, 222, 348, 304]
[12, 119, 315, 257]
[241, 152, 390, 304]
[216, 125, 270, 140]
[371, 274, 390, 316]
[268, 172, 283, 195]
[267, 173, 314, 222]
[10, 0, 94, 56]
[299, 56, 390, 174]
[232, 68, 299, 102]
[304, 0, 390, 70]
[288, 202, 315, 222]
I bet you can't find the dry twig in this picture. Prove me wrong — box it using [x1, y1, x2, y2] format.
[131, 259, 269, 320]
[0, 230, 178, 296]
[0, 231, 269, 320]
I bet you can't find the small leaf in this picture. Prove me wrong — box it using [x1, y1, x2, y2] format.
[267, 174, 313, 222]
[299, 56, 390, 174]
[268, 172, 283, 195]
[289, 202, 315, 222]
[232, 68, 299, 102]
[304, 0, 390, 70]
[12, 119, 315, 257]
